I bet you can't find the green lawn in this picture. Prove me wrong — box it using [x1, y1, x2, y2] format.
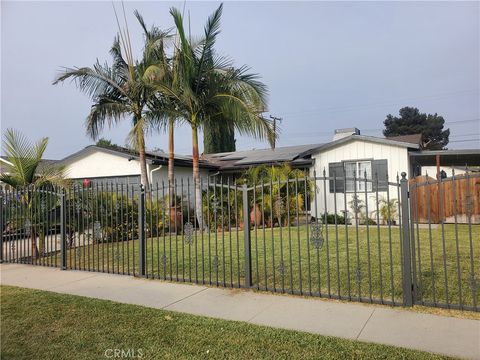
[0, 285, 451, 360]
[46, 223, 479, 309]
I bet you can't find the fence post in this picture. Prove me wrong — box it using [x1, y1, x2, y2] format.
[138, 185, 146, 277]
[400, 172, 413, 306]
[60, 189, 67, 270]
[242, 184, 252, 287]
[0, 192, 3, 264]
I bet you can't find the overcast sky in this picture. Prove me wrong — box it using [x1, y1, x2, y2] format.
[1, 1, 479, 159]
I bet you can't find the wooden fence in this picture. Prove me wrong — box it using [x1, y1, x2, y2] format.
[410, 174, 480, 224]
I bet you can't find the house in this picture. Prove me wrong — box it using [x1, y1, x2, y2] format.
[5, 129, 477, 220]
[56, 145, 216, 187]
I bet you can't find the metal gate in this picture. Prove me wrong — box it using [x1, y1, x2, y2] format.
[409, 171, 479, 311]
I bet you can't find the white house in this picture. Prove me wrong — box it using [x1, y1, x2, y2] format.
[33, 128, 478, 221]
[308, 129, 416, 217]
[57, 145, 214, 187]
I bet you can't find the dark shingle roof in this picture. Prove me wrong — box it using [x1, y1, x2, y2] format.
[202, 144, 322, 169]
[58, 145, 216, 169]
[386, 134, 423, 146]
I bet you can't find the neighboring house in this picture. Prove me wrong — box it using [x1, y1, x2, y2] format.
[56, 145, 216, 187]
[409, 149, 479, 177]
[0, 156, 58, 190]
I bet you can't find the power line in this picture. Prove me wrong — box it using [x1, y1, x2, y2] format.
[279, 89, 479, 118]
[449, 133, 480, 138]
[447, 118, 480, 124]
[269, 115, 282, 150]
[448, 139, 480, 143]
[284, 118, 479, 137]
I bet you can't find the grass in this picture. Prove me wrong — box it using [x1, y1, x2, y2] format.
[0, 285, 452, 360]
[38, 223, 479, 310]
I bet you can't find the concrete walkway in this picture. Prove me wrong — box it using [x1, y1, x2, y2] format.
[1, 264, 479, 359]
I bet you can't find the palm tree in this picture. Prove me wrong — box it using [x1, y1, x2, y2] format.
[160, 4, 276, 227]
[53, 12, 171, 192]
[1, 129, 70, 258]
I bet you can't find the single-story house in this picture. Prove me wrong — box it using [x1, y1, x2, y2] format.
[2, 128, 478, 219]
[55, 145, 216, 187]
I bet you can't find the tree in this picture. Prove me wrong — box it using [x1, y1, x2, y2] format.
[242, 163, 314, 226]
[383, 107, 450, 150]
[0, 129, 70, 190]
[203, 119, 236, 153]
[0, 129, 70, 258]
[53, 12, 170, 192]
[160, 4, 276, 227]
[96, 138, 120, 149]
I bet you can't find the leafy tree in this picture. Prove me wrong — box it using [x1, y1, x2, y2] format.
[1, 129, 70, 258]
[96, 138, 120, 149]
[383, 107, 450, 150]
[203, 119, 236, 153]
[53, 12, 170, 192]
[160, 4, 275, 227]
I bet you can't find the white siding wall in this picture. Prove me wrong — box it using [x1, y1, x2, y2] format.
[65, 150, 210, 185]
[151, 165, 210, 187]
[151, 166, 211, 207]
[65, 151, 141, 179]
[309, 140, 410, 221]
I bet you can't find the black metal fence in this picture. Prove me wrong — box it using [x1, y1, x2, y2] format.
[1, 171, 478, 311]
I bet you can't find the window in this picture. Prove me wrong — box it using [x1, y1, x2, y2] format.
[344, 160, 372, 192]
[329, 159, 388, 193]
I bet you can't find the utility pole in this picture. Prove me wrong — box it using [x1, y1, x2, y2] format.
[269, 115, 282, 150]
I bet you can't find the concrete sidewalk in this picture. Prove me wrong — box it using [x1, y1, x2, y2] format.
[1, 264, 479, 359]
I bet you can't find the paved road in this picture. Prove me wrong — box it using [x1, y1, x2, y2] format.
[1, 263, 479, 359]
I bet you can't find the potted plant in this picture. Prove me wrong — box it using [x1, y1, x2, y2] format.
[348, 194, 365, 226]
[371, 197, 398, 225]
[250, 203, 263, 228]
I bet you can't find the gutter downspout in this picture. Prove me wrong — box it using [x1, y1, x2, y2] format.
[149, 164, 163, 187]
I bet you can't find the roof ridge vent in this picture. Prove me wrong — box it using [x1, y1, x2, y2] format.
[333, 127, 360, 141]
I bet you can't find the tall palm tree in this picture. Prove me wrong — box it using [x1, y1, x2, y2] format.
[53, 12, 170, 192]
[161, 4, 276, 226]
[1, 129, 70, 258]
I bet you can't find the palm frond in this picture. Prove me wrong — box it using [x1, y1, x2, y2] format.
[1, 129, 68, 189]
[195, 3, 223, 92]
[85, 97, 129, 140]
[34, 164, 72, 189]
[53, 63, 127, 101]
[1, 128, 48, 186]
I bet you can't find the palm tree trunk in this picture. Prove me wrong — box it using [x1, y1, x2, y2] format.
[138, 136, 150, 193]
[168, 118, 175, 206]
[31, 232, 39, 259]
[192, 125, 203, 229]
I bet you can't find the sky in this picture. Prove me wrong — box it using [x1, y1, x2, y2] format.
[1, 1, 479, 160]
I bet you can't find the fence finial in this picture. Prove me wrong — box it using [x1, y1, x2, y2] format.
[401, 172, 407, 180]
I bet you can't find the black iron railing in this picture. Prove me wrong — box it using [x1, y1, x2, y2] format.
[1, 171, 478, 311]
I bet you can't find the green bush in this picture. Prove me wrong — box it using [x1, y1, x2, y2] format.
[319, 212, 348, 225]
